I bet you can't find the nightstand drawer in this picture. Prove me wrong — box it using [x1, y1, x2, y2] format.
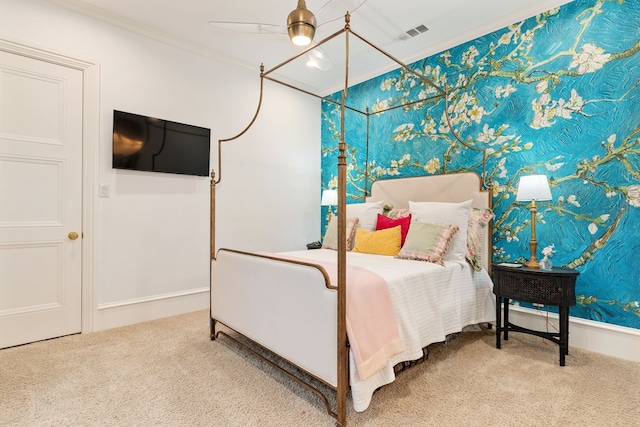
[492, 266, 577, 306]
[496, 271, 565, 304]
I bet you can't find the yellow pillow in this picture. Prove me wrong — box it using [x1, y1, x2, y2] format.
[352, 226, 402, 256]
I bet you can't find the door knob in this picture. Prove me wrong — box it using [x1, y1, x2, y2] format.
[68, 231, 79, 240]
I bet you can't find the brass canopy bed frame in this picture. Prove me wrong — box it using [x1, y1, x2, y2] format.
[209, 14, 492, 426]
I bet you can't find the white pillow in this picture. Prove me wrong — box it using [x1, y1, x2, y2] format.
[345, 200, 385, 231]
[408, 199, 473, 262]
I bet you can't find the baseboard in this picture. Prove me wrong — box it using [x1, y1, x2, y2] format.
[507, 305, 640, 363]
[93, 293, 639, 362]
[94, 288, 209, 332]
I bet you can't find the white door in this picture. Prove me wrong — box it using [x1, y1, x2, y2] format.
[0, 50, 83, 348]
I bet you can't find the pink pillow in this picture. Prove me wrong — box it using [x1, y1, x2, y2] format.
[376, 213, 412, 246]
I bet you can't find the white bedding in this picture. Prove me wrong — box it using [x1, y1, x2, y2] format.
[279, 249, 496, 412]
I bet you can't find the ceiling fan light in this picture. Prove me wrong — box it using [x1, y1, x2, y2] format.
[287, 0, 316, 46]
[289, 23, 315, 46]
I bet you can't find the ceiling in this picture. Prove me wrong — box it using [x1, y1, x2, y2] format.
[46, 0, 572, 95]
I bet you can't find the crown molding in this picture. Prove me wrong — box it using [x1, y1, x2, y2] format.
[325, 0, 574, 96]
[44, 0, 255, 72]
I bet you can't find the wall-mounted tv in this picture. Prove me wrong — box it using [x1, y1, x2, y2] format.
[112, 110, 211, 177]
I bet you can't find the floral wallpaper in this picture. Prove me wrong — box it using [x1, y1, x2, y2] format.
[321, 0, 640, 329]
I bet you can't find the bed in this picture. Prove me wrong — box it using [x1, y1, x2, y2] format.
[211, 172, 495, 423]
[209, 14, 495, 426]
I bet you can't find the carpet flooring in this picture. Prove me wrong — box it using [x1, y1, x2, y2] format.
[1, 310, 639, 426]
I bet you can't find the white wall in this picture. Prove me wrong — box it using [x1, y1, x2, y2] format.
[0, 0, 321, 329]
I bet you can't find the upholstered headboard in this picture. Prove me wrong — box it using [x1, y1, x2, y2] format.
[366, 172, 492, 272]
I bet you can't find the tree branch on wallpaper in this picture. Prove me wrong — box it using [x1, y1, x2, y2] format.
[567, 208, 624, 270]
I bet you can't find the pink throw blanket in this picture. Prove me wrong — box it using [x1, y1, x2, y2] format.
[274, 254, 403, 381]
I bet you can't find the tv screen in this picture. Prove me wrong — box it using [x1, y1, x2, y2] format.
[112, 110, 210, 177]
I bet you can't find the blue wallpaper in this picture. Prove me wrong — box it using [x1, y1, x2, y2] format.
[321, 0, 640, 329]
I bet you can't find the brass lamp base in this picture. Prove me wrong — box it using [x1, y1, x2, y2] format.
[524, 257, 540, 269]
[524, 201, 541, 269]
[525, 240, 540, 269]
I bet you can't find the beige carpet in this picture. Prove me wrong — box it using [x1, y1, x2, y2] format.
[1, 310, 639, 427]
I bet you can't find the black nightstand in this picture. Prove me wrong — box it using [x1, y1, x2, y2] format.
[492, 263, 579, 366]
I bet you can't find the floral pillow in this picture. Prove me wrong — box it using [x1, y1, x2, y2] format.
[384, 208, 411, 219]
[322, 217, 359, 251]
[466, 208, 494, 271]
[395, 222, 459, 266]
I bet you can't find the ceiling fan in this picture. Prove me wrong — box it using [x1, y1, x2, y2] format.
[208, 0, 368, 71]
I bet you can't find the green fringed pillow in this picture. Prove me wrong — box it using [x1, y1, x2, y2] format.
[395, 222, 459, 266]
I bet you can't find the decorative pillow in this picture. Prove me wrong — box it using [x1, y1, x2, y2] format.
[466, 207, 495, 271]
[408, 199, 473, 262]
[395, 222, 459, 266]
[322, 217, 359, 251]
[352, 226, 402, 256]
[346, 200, 385, 231]
[376, 213, 412, 246]
[385, 208, 411, 219]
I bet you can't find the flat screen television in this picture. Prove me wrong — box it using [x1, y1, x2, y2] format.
[112, 110, 211, 177]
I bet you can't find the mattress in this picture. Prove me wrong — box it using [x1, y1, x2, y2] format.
[279, 249, 496, 412]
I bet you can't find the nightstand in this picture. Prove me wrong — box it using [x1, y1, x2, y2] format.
[492, 263, 579, 366]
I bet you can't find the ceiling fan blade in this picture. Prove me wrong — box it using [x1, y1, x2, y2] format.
[315, 0, 368, 26]
[208, 21, 287, 35]
[306, 46, 333, 71]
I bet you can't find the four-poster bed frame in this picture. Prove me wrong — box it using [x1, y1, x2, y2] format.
[209, 14, 492, 426]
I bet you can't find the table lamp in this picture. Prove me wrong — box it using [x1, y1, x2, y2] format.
[321, 189, 338, 219]
[516, 174, 552, 269]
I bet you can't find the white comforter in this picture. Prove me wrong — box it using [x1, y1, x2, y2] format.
[280, 249, 496, 412]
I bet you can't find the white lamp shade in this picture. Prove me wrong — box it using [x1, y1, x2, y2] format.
[321, 189, 338, 206]
[516, 174, 552, 201]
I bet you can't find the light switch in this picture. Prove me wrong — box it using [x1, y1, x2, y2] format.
[99, 184, 110, 198]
